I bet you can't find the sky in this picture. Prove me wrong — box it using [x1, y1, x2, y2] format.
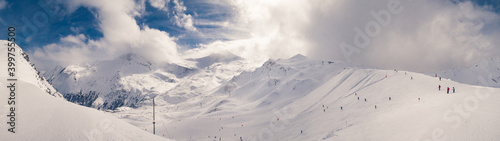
[0, 0, 500, 72]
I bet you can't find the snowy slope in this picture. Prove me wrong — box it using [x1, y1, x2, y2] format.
[0, 41, 169, 140]
[432, 58, 500, 88]
[43, 50, 258, 110]
[43, 53, 197, 110]
[0, 81, 170, 141]
[112, 55, 500, 141]
[0, 40, 62, 98]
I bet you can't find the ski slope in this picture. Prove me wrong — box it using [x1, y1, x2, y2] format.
[0, 41, 168, 141]
[113, 55, 500, 140]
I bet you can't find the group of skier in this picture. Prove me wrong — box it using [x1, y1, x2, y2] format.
[310, 73, 458, 136]
[438, 85, 455, 94]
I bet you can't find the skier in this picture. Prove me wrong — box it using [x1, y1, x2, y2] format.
[358, 97, 359, 100]
[374, 105, 377, 109]
[418, 98, 420, 102]
[323, 109, 325, 112]
[301, 130, 303, 134]
[453, 87, 455, 93]
[439, 77, 441, 81]
[341, 106, 343, 110]
[364, 98, 367, 102]
[411, 76, 413, 80]
[439, 85, 441, 91]
[447, 87, 450, 94]
[389, 97, 391, 100]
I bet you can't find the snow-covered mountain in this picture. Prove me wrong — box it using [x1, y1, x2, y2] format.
[111, 54, 500, 140]
[43, 51, 257, 110]
[37, 39, 500, 140]
[43, 53, 192, 110]
[0, 40, 62, 98]
[432, 58, 500, 88]
[0, 40, 169, 140]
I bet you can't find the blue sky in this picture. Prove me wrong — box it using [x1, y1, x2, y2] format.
[0, 0, 237, 49]
[1, 0, 500, 72]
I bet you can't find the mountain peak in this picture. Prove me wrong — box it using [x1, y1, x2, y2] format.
[193, 50, 242, 68]
[289, 54, 307, 60]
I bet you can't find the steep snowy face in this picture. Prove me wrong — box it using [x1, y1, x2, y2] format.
[44, 51, 255, 110]
[159, 55, 258, 105]
[433, 58, 500, 88]
[218, 55, 348, 102]
[0, 40, 62, 98]
[43, 53, 194, 110]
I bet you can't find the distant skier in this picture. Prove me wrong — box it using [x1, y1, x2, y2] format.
[375, 105, 377, 109]
[418, 98, 420, 102]
[355, 93, 357, 96]
[341, 106, 343, 110]
[439, 77, 441, 81]
[453, 87, 455, 93]
[323, 109, 325, 112]
[389, 97, 391, 101]
[301, 130, 303, 134]
[364, 98, 367, 102]
[447, 87, 450, 94]
[358, 97, 360, 100]
[411, 76, 413, 80]
[439, 85, 441, 91]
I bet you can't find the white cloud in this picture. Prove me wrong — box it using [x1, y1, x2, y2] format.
[30, 0, 500, 72]
[0, 0, 7, 10]
[148, 0, 169, 11]
[199, 0, 500, 72]
[60, 34, 87, 45]
[171, 0, 196, 31]
[31, 0, 182, 70]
